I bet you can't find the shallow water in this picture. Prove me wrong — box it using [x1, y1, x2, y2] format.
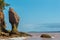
[25, 33, 60, 40]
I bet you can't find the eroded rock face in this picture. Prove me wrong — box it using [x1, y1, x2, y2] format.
[9, 8, 19, 24]
[9, 7, 19, 34]
[0, 11, 9, 36]
[0, 8, 31, 38]
[0, 12, 6, 32]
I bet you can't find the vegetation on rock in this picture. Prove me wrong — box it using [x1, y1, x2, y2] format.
[0, 0, 9, 11]
[0, 0, 32, 38]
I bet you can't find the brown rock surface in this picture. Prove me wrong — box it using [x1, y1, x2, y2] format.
[9, 7, 20, 34]
[40, 34, 52, 38]
[0, 8, 31, 39]
[8, 8, 32, 37]
[0, 11, 9, 37]
[0, 12, 6, 32]
[9, 7, 19, 24]
[0, 12, 5, 28]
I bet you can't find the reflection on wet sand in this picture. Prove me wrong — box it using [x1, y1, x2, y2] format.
[41, 38, 53, 40]
[25, 37, 54, 40]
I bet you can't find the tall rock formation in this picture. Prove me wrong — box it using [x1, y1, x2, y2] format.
[9, 7, 19, 34]
[0, 11, 9, 36]
[0, 12, 6, 32]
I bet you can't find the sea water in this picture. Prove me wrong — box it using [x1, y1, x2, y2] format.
[20, 24, 60, 32]
[19, 24, 60, 40]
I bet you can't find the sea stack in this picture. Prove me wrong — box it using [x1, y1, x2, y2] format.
[9, 7, 19, 35]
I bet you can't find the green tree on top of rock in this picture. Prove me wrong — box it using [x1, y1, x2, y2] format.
[0, 0, 10, 35]
[0, 0, 9, 12]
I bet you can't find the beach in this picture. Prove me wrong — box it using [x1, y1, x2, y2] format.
[25, 32, 60, 40]
[0, 32, 60, 40]
[0, 37, 27, 40]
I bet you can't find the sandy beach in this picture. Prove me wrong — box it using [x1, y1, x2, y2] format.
[25, 32, 60, 40]
[0, 32, 60, 40]
[0, 37, 27, 40]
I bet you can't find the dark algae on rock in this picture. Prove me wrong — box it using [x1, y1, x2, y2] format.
[40, 34, 52, 38]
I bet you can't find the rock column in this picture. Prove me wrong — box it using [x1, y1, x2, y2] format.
[9, 7, 19, 34]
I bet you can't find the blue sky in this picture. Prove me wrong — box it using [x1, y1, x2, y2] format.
[4, 0, 60, 32]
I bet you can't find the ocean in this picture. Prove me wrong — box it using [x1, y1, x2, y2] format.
[20, 24, 60, 32]
[19, 24, 60, 40]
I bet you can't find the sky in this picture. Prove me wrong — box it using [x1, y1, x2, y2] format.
[4, 0, 60, 32]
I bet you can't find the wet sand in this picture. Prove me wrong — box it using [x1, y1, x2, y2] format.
[0, 32, 60, 40]
[25, 32, 60, 40]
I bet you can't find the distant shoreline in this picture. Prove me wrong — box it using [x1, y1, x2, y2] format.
[28, 31, 60, 33]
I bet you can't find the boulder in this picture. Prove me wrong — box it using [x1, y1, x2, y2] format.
[40, 34, 51, 38]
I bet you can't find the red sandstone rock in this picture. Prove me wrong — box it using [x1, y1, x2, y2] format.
[9, 7, 20, 34]
[0, 12, 6, 29]
[9, 7, 19, 25]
